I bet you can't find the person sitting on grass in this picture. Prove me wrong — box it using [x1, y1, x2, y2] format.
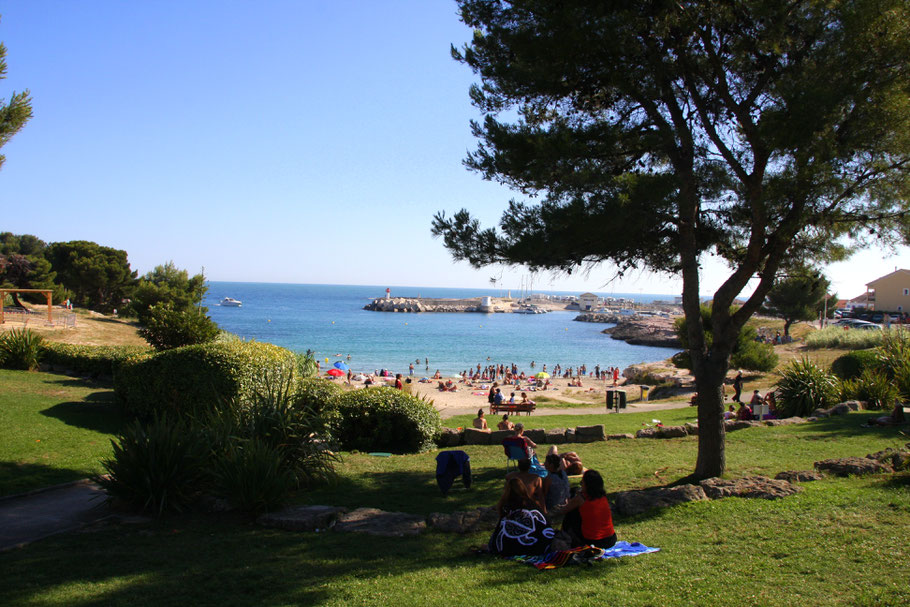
[561, 469, 617, 549]
[502, 458, 545, 513]
[723, 404, 736, 420]
[736, 401, 754, 421]
[498, 414, 514, 431]
[488, 478, 554, 556]
[473, 409, 489, 431]
[542, 452, 570, 519]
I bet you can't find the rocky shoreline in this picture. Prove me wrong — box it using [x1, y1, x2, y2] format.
[363, 297, 570, 313]
[602, 316, 682, 348]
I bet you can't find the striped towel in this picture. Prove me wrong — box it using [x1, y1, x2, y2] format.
[508, 541, 660, 570]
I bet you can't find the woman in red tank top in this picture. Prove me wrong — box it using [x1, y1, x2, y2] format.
[562, 470, 617, 549]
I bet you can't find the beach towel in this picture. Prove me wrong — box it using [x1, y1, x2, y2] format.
[507, 541, 660, 570]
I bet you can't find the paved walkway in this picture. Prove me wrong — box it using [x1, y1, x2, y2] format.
[0, 480, 110, 551]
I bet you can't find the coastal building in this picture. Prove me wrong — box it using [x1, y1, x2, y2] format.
[846, 292, 874, 311]
[578, 292, 600, 311]
[864, 269, 910, 312]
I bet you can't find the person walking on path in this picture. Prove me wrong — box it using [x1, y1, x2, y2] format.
[732, 372, 743, 403]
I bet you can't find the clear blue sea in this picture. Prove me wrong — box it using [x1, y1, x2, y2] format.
[205, 282, 679, 376]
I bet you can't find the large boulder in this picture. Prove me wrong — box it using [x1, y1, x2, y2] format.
[490, 429, 515, 444]
[437, 428, 463, 447]
[699, 476, 803, 500]
[814, 457, 894, 477]
[636, 427, 659, 439]
[811, 408, 830, 418]
[258, 505, 348, 532]
[574, 425, 606, 443]
[427, 506, 498, 534]
[657, 425, 688, 438]
[775, 470, 824, 482]
[724, 419, 762, 432]
[525, 428, 547, 445]
[462, 428, 492, 445]
[612, 485, 708, 516]
[546, 428, 567, 444]
[334, 508, 426, 536]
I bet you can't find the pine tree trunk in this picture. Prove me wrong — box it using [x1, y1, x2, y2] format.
[693, 355, 728, 479]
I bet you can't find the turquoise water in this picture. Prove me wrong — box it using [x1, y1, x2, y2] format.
[205, 282, 678, 376]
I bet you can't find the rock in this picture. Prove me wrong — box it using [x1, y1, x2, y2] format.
[699, 476, 803, 500]
[866, 449, 910, 471]
[893, 452, 910, 471]
[258, 505, 348, 532]
[489, 430, 514, 444]
[607, 433, 634, 440]
[546, 428, 567, 444]
[428, 506, 498, 534]
[684, 422, 699, 436]
[574, 425, 606, 443]
[564, 428, 576, 442]
[604, 317, 682, 348]
[814, 457, 894, 477]
[334, 508, 426, 536]
[462, 428, 492, 445]
[525, 428, 547, 445]
[636, 427, 659, 439]
[839, 400, 862, 411]
[811, 408, 829, 418]
[612, 484, 708, 516]
[657, 425, 688, 438]
[724, 420, 762, 431]
[764, 417, 806, 426]
[775, 470, 824, 482]
[622, 362, 692, 387]
[437, 428, 463, 447]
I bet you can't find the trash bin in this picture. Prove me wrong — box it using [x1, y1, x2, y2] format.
[641, 385, 650, 401]
[606, 390, 627, 410]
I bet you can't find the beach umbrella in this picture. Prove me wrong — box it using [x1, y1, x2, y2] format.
[326, 368, 345, 377]
[536, 372, 550, 379]
[333, 361, 350, 371]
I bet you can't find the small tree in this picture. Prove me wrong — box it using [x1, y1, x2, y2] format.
[137, 304, 220, 350]
[763, 267, 832, 336]
[126, 261, 207, 322]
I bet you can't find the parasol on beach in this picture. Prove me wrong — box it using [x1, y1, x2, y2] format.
[326, 368, 345, 377]
[333, 361, 350, 371]
[535, 372, 550, 379]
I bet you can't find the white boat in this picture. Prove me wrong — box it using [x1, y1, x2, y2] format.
[220, 297, 242, 307]
[514, 305, 547, 314]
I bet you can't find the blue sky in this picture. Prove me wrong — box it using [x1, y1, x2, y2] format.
[1, 0, 906, 299]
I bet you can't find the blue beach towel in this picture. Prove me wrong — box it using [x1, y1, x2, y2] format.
[508, 541, 660, 570]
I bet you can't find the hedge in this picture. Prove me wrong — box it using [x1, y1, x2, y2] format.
[830, 349, 880, 380]
[114, 340, 298, 419]
[334, 387, 442, 454]
[41, 342, 151, 378]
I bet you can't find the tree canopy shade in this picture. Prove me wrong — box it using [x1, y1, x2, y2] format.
[763, 266, 833, 336]
[0, 18, 32, 170]
[434, 0, 910, 477]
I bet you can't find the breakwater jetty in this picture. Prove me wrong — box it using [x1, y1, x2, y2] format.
[363, 296, 571, 313]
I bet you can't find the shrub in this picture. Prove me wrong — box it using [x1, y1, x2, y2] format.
[875, 331, 910, 402]
[334, 387, 442, 454]
[0, 328, 43, 370]
[830, 349, 880, 380]
[731, 340, 778, 372]
[295, 349, 318, 378]
[295, 377, 343, 418]
[95, 415, 210, 516]
[138, 304, 220, 350]
[804, 326, 884, 350]
[838, 368, 899, 410]
[41, 342, 151, 378]
[114, 340, 298, 419]
[212, 438, 296, 513]
[775, 358, 839, 417]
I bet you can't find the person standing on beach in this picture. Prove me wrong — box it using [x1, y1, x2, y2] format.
[394, 373, 403, 390]
[409, 362, 414, 376]
[425, 357, 429, 370]
[612, 367, 619, 386]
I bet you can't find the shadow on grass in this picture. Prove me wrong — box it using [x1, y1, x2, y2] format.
[0, 461, 97, 498]
[788, 412, 908, 441]
[39, 393, 123, 434]
[0, 513, 613, 606]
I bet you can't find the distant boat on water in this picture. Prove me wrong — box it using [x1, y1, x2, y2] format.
[220, 297, 243, 307]
[514, 305, 547, 314]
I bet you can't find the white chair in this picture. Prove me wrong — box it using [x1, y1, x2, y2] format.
[752, 404, 767, 421]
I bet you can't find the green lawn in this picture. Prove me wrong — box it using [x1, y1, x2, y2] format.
[0, 369, 121, 496]
[1, 369, 909, 606]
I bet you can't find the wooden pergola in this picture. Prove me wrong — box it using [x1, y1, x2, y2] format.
[0, 289, 54, 324]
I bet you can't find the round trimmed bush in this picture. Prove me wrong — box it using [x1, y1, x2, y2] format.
[830, 349, 879, 380]
[334, 387, 442, 454]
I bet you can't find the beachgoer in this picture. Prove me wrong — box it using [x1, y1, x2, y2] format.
[394, 373, 403, 390]
[409, 363, 414, 376]
[750, 389, 763, 408]
[488, 478, 554, 556]
[509, 392, 516, 404]
[561, 470, 617, 549]
[498, 414, 514, 431]
[473, 409, 489, 431]
[736, 401, 753, 421]
[732, 372, 743, 403]
[519, 392, 535, 406]
[612, 367, 619, 386]
[723, 404, 736, 420]
[488, 382, 498, 406]
[513, 422, 537, 456]
[542, 452, 570, 516]
[503, 459, 545, 512]
[493, 388, 504, 406]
